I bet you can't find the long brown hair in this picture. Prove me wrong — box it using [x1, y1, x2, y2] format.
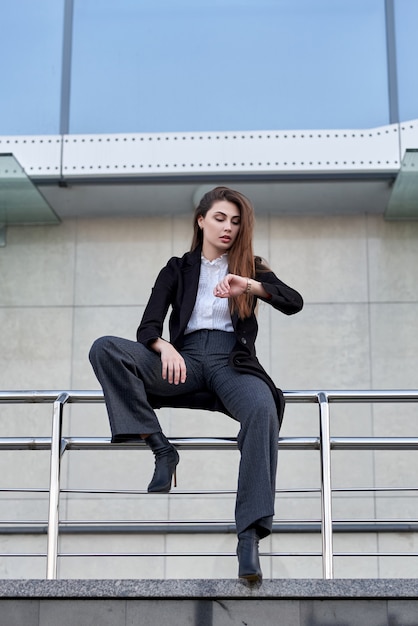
[191, 186, 256, 319]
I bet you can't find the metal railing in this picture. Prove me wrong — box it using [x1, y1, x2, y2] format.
[1, 389, 418, 580]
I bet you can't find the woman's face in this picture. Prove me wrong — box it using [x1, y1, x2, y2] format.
[198, 200, 241, 260]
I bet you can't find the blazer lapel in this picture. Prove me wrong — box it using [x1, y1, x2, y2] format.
[178, 246, 201, 334]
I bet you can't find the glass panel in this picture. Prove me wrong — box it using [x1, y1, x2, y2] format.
[394, 0, 418, 123]
[70, 0, 389, 134]
[385, 150, 418, 219]
[0, 154, 60, 225]
[0, 0, 65, 135]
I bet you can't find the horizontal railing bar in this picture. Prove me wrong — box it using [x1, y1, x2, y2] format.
[56, 550, 418, 558]
[286, 390, 418, 403]
[2, 551, 323, 558]
[1, 518, 416, 527]
[335, 552, 418, 557]
[4, 435, 418, 451]
[59, 487, 320, 495]
[0, 391, 104, 403]
[0, 521, 319, 532]
[325, 390, 418, 402]
[0, 521, 48, 526]
[0, 438, 52, 450]
[7, 485, 416, 496]
[6, 550, 418, 558]
[329, 518, 418, 524]
[332, 486, 418, 492]
[0, 436, 320, 451]
[0, 488, 49, 493]
[29, 487, 412, 496]
[57, 551, 323, 558]
[2, 485, 414, 495]
[45, 519, 320, 526]
[4, 436, 418, 451]
[66, 436, 319, 450]
[1, 553, 47, 558]
[0, 519, 319, 528]
[330, 437, 418, 449]
[0, 487, 319, 496]
[1, 389, 418, 405]
[42, 518, 418, 526]
[2, 521, 418, 535]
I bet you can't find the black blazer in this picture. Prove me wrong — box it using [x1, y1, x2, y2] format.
[137, 246, 303, 427]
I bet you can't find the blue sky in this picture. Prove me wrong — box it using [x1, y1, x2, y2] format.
[1, 0, 417, 135]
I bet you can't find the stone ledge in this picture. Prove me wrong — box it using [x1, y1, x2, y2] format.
[1, 579, 418, 599]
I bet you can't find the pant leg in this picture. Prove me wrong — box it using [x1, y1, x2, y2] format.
[208, 363, 279, 537]
[89, 335, 204, 441]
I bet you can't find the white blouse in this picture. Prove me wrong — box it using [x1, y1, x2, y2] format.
[185, 254, 234, 334]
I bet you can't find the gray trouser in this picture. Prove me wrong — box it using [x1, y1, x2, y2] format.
[89, 330, 278, 536]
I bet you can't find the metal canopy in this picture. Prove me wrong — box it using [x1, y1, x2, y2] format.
[0, 153, 60, 245]
[0, 119, 417, 229]
[385, 149, 418, 220]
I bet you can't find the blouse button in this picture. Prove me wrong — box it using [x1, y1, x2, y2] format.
[241, 337, 247, 345]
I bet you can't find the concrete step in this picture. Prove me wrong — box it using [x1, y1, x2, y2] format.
[1, 579, 418, 625]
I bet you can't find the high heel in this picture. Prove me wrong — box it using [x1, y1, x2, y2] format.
[144, 432, 179, 493]
[237, 527, 262, 585]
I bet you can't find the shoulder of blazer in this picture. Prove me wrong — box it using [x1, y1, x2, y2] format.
[170, 246, 202, 272]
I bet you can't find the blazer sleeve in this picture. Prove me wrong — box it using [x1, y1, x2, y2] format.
[256, 267, 303, 315]
[136, 258, 177, 346]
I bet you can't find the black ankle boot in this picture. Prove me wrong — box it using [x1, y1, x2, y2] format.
[144, 432, 179, 493]
[237, 527, 262, 585]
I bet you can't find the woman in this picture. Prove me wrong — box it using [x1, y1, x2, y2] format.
[89, 186, 303, 584]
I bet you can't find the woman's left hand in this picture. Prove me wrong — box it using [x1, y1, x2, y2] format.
[213, 274, 248, 298]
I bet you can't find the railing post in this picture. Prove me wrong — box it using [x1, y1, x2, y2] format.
[318, 391, 334, 579]
[46, 392, 69, 579]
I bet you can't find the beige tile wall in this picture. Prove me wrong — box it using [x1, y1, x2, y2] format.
[1, 212, 417, 579]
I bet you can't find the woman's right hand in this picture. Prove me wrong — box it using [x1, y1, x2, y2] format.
[150, 338, 187, 385]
